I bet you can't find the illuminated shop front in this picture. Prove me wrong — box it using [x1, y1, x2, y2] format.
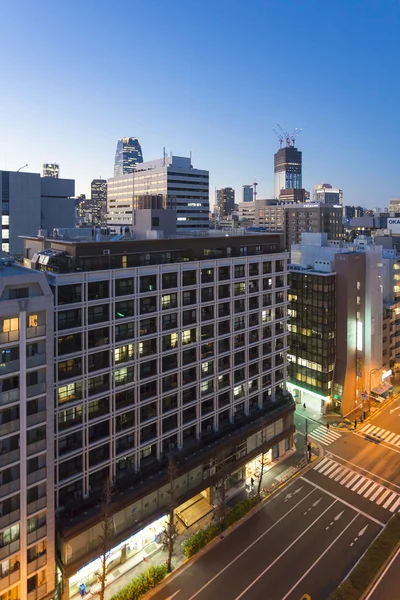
[68, 514, 167, 597]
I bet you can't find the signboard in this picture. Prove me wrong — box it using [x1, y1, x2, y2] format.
[387, 218, 400, 234]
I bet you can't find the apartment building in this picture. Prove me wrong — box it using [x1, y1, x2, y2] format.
[23, 230, 294, 598]
[0, 262, 55, 600]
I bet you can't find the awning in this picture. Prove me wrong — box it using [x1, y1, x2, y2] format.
[372, 381, 392, 397]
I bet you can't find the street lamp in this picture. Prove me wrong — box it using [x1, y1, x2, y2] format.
[17, 164, 28, 172]
[365, 368, 379, 415]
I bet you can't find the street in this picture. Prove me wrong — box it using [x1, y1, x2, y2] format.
[147, 400, 400, 600]
[365, 546, 400, 599]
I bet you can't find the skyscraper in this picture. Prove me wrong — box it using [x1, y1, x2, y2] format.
[274, 146, 302, 199]
[42, 163, 59, 178]
[216, 187, 235, 216]
[242, 185, 253, 202]
[114, 137, 143, 176]
[90, 178, 107, 224]
[313, 183, 343, 205]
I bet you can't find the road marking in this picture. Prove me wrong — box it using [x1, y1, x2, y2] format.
[232, 501, 337, 600]
[300, 477, 385, 526]
[389, 406, 400, 414]
[357, 425, 400, 454]
[383, 492, 397, 509]
[326, 451, 400, 490]
[385, 433, 396, 443]
[303, 497, 323, 515]
[317, 460, 335, 474]
[363, 482, 379, 498]
[309, 426, 341, 447]
[340, 470, 356, 485]
[329, 466, 343, 479]
[376, 489, 392, 506]
[324, 463, 339, 477]
[345, 474, 361, 488]
[351, 477, 367, 492]
[186, 486, 316, 600]
[364, 546, 400, 599]
[392, 434, 400, 444]
[334, 468, 350, 482]
[313, 457, 330, 472]
[389, 497, 400, 512]
[284, 486, 304, 502]
[281, 514, 359, 600]
[357, 480, 373, 495]
[370, 486, 384, 501]
[325, 510, 344, 530]
[165, 592, 180, 600]
[350, 524, 368, 546]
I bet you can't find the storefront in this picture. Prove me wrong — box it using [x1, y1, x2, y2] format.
[287, 382, 330, 416]
[68, 514, 167, 598]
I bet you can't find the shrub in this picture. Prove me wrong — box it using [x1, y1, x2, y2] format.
[225, 496, 259, 527]
[110, 564, 168, 600]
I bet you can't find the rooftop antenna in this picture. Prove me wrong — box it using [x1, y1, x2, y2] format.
[163, 147, 166, 167]
[253, 178, 258, 202]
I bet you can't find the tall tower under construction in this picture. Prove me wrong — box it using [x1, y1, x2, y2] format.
[274, 146, 302, 200]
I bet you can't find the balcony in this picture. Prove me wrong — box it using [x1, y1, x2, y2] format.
[0, 419, 20, 437]
[28, 582, 47, 600]
[27, 382, 46, 398]
[0, 479, 20, 500]
[0, 448, 20, 465]
[27, 525, 47, 546]
[27, 353, 46, 369]
[27, 468, 46, 486]
[0, 508, 20, 531]
[0, 388, 19, 406]
[27, 439, 46, 456]
[27, 552, 46, 575]
[0, 359, 20, 375]
[27, 411, 46, 427]
[0, 540, 19, 562]
[27, 325, 46, 339]
[0, 564, 20, 592]
[0, 331, 19, 344]
[27, 496, 47, 515]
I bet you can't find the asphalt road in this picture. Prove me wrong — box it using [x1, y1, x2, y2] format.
[151, 477, 381, 600]
[365, 546, 400, 600]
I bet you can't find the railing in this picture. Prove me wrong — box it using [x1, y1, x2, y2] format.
[0, 478, 20, 499]
[0, 419, 20, 437]
[0, 389, 19, 406]
[0, 331, 19, 344]
[27, 353, 46, 369]
[27, 382, 46, 398]
[27, 552, 46, 575]
[0, 508, 20, 531]
[0, 359, 20, 375]
[27, 325, 46, 339]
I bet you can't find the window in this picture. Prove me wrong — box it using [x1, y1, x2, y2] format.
[182, 271, 197, 286]
[58, 309, 81, 330]
[115, 300, 134, 319]
[58, 284, 82, 305]
[162, 313, 178, 331]
[9, 287, 29, 299]
[162, 294, 177, 310]
[116, 278, 134, 296]
[162, 273, 178, 289]
[28, 314, 38, 327]
[88, 305, 109, 324]
[114, 344, 134, 364]
[140, 275, 157, 293]
[1, 318, 18, 333]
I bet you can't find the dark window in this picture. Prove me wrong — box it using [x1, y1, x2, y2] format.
[140, 275, 157, 293]
[140, 318, 157, 336]
[182, 271, 197, 286]
[58, 284, 82, 304]
[88, 281, 109, 301]
[58, 357, 82, 380]
[115, 322, 134, 342]
[140, 296, 157, 314]
[88, 305, 109, 325]
[115, 300, 134, 319]
[182, 290, 197, 306]
[234, 265, 245, 278]
[116, 278, 134, 296]
[201, 268, 214, 284]
[218, 266, 230, 280]
[201, 287, 214, 303]
[88, 326, 109, 348]
[162, 313, 178, 330]
[9, 287, 29, 299]
[58, 333, 82, 355]
[58, 309, 81, 330]
[88, 351, 109, 372]
[162, 273, 178, 289]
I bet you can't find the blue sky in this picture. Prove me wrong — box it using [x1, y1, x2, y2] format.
[1, 0, 399, 207]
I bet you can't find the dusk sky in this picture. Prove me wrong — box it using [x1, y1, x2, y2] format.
[1, 0, 399, 207]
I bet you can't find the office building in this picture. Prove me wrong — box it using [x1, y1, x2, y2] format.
[23, 229, 293, 597]
[274, 146, 302, 199]
[90, 179, 107, 225]
[389, 199, 400, 214]
[107, 155, 209, 232]
[216, 188, 235, 217]
[242, 185, 253, 202]
[0, 262, 56, 600]
[0, 170, 75, 256]
[289, 233, 383, 416]
[279, 188, 310, 204]
[114, 137, 143, 177]
[285, 204, 343, 249]
[42, 164, 59, 179]
[313, 184, 343, 205]
[343, 205, 365, 221]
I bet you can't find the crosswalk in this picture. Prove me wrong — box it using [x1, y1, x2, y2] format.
[313, 458, 400, 512]
[309, 425, 342, 447]
[359, 423, 400, 447]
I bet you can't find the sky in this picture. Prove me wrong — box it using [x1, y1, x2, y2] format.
[1, 0, 400, 208]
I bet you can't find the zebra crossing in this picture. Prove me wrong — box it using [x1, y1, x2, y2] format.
[309, 425, 342, 447]
[313, 457, 400, 512]
[359, 423, 400, 447]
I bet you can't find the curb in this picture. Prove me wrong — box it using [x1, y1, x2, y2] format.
[359, 542, 400, 599]
[144, 449, 323, 599]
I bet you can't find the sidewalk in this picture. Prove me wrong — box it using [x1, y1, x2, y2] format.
[80, 443, 311, 600]
[294, 402, 345, 428]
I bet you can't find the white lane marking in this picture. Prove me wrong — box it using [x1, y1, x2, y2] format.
[334, 468, 350, 482]
[350, 524, 368, 546]
[281, 514, 359, 600]
[376, 489, 392, 506]
[389, 497, 400, 512]
[363, 482, 379, 499]
[300, 477, 385, 526]
[367, 426, 380, 434]
[232, 501, 337, 600]
[385, 433, 396, 443]
[357, 480, 373, 495]
[318, 460, 335, 475]
[313, 457, 330, 472]
[370, 486, 385, 502]
[346, 474, 361, 488]
[379, 430, 392, 440]
[351, 477, 367, 492]
[328, 467, 343, 479]
[327, 451, 400, 490]
[324, 463, 339, 477]
[364, 547, 400, 599]
[383, 491, 397, 510]
[165, 592, 180, 600]
[341, 471, 356, 485]
[391, 434, 400, 445]
[185, 486, 316, 600]
[361, 424, 374, 434]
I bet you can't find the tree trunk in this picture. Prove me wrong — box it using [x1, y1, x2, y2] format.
[257, 452, 265, 500]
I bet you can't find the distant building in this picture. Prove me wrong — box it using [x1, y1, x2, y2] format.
[107, 155, 209, 232]
[216, 187, 235, 216]
[42, 163, 59, 178]
[114, 137, 143, 176]
[0, 170, 75, 255]
[285, 204, 343, 248]
[242, 185, 253, 202]
[279, 188, 310, 204]
[389, 199, 400, 213]
[274, 146, 302, 199]
[343, 205, 365, 221]
[91, 178, 107, 224]
[313, 184, 343, 205]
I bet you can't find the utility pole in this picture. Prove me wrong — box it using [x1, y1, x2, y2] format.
[304, 418, 308, 462]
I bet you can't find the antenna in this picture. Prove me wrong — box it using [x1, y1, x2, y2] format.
[253, 178, 258, 202]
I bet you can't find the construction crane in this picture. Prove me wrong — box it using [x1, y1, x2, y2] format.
[273, 128, 284, 148]
[289, 127, 302, 146]
[274, 124, 302, 147]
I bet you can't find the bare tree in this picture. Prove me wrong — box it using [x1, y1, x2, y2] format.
[97, 477, 114, 600]
[162, 456, 178, 572]
[214, 450, 230, 526]
[257, 421, 266, 500]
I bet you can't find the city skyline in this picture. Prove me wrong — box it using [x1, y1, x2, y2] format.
[1, 1, 400, 206]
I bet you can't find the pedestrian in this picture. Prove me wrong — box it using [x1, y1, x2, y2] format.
[251, 477, 254, 488]
[354, 419, 357, 430]
[303, 402, 306, 410]
[326, 423, 330, 430]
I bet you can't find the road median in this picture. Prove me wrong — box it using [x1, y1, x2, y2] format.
[329, 514, 400, 600]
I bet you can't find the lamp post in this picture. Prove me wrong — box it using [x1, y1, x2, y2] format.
[17, 164, 28, 172]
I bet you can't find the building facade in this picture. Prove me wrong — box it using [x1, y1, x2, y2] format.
[274, 146, 302, 200]
[279, 188, 310, 204]
[23, 231, 293, 597]
[0, 171, 75, 256]
[285, 204, 343, 249]
[90, 179, 108, 225]
[242, 185, 253, 202]
[107, 156, 209, 232]
[114, 138, 143, 177]
[0, 263, 56, 600]
[42, 164, 59, 179]
[313, 184, 343, 205]
[216, 188, 235, 217]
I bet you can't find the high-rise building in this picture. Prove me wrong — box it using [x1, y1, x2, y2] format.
[107, 155, 209, 232]
[389, 199, 400, 213]
[242, 185, 253, 202]
[288, 233, 383, 416]
[279, 188, 310, 204]
[274, 146, 302, 199]
[216, 188, 235, 217]
[0, 170, 75, 256]
[285, 204, 343, 248]
[313, 184, 343, 205]
[42, 163, 59, 178]
[0, 262, 56, 599]
[90, 179, 107, 225]
[114, 137, 143, 176]
[23, 229, 293, 597]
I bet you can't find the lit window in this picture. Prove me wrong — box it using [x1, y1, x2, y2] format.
[28, 315, 38, 327]
[2, 318, 18, 332]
